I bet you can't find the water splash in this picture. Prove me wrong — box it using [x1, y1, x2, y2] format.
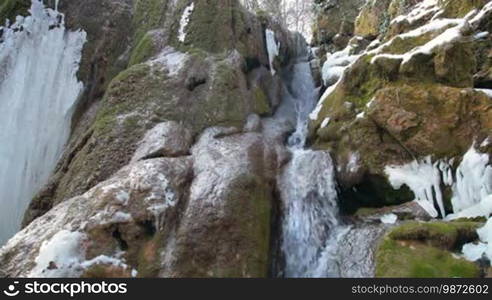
[277, 38, 347, 277]
[0, 0, 86, 245]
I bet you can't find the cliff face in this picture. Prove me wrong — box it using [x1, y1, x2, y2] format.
[311, 0, 492, 210]
[0, 0, 300, 277]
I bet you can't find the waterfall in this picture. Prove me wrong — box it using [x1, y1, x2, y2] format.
[277, 38, 347, 277]
[0, 0, 86, 245]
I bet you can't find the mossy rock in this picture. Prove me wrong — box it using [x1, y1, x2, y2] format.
[253, 86, 271, 115]
[128, 31, 159, 67]
[132, 0, 169, 43]
[354, 0, 392, 38]
[439, 0, 489, 18]
[376, 220, 483, 277]
[0, 0, 30, 24]
[375, 237, 481, 277]
[388, 221, 481, 250]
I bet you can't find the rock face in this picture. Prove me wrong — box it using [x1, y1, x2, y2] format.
[22, 0, 295, 225]
[311, 0, 492, 210]
[1, 123, 284, 277]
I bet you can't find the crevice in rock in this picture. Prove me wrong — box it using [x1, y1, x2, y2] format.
[62, 129, 94, 173]
[138, 220, 157, 237]
[112, 228, 129, 251]
[268, 182, 284, 278]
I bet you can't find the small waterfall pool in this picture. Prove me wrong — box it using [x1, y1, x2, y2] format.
[276, 38, 348, 277]
[0, 0, 86, 245]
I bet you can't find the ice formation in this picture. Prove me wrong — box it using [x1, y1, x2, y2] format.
[380, 213, 398, 224]
[0, 0, 86, 245]
[266, 29, 280, 75]
[385, 157, 447, 218]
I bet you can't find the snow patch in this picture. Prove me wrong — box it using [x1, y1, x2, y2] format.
[29, 230, 87, 277]
[266, 29, 280, 75]
[321, 117, 330, 128]
[178, 2, 194, 43]
[380, 213, 398, 224]
[148, 47, 188, 77]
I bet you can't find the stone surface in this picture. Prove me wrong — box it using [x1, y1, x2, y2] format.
[131, 121, 193, 162]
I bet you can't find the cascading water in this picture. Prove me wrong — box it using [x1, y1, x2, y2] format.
[0, 0, 86, 245]
[277, 37, 347, 278]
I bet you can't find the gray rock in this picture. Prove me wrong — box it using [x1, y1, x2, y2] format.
[244, 114, 262, 132]
[131, 121, 193, 162]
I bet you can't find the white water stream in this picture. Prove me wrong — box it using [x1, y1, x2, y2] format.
[277, 39, 347, 277]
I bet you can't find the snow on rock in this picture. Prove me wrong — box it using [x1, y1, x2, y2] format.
[147, 47, 189, 77]
[321, 117, 331, 128]
[178, 2, 194, 43]
[0, 0, 86, 245]
[321, 43, 360, 86]
[29, 230, 87, 277]
[371, 18, 467, 66]
[474, 31, 489, 39]
[391, 0, 440, 26]
[311, 40, 363, 121]
[309, 79, 341, 120]
[131, 121, 193, 162]
[266, 29, 280, 75]
[346, 152, 360, 174]
[469, 1, 492, 26]
[476, 89, 492, 98]
[380, 213, 398, 224]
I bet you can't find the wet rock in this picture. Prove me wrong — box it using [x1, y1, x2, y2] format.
[337, 224, 387, 277]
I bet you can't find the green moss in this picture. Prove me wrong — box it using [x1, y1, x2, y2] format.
[174, 1, 247, 54]
[93, 64, 152, 134]
[354, 0, 391, 38]
[128, 33, 156, 67]
[439, 0, 489, 18]
[382, 33, 439, 55]
[132, 0, 169, 43]
[353, 207, 380, 218]
[253, 87, 271, 116]
[0, 0, 30, 24]
[388, 221, 481, 249]
[376, 237, 480, 278]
